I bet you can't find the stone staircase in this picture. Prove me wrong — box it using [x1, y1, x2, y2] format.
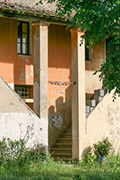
[86, 89, 105, 117]
[51, 89, 105, 161]
[51, 123, 72, 161]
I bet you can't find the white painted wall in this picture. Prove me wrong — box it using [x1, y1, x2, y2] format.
[0, 76, 48, 152]
[82, 91, 120, 156]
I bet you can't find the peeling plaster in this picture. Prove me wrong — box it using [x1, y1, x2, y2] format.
[26, 65, 33, 80]
[25, 58, 30, 63]
[49, 113, 63, 129]
[19, 68, 25, 81]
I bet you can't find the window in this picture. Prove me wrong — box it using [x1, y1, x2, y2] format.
[85, 43, 89, 60]
[106, 37, 114, 58]
[17, 21, 29, 55]
[85, 42, 92, 61]
[15, 85, 33, 99]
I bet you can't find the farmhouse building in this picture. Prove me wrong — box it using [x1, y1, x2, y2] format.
[0, 0, 120, 160]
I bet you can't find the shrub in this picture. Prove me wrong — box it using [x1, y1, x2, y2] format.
[84, 153, 96, 165]
[0, 137, 26, 166]
[0, 137, 49, 168]
[93, 137, 112, 157]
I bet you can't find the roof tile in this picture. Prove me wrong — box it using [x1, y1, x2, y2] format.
[0, 1, 63, 20]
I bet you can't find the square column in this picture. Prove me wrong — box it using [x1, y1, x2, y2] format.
[33, 22, 49, 118]
[70, 28, 85, 160]
[33, 22, 49, 153]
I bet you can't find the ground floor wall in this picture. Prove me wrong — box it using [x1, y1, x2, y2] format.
[0, 76, 47, 151]
[81, 91, 120, 157]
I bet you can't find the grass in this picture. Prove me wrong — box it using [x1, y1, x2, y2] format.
[0, 154, 120, 180]
[0, 138, 120, 180]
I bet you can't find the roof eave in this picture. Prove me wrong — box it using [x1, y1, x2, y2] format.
[0, 10, 71, 26]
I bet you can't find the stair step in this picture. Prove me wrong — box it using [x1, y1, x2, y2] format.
[85, 89, 106, 118]
[56, 141, 72, 144]
[57, 137, 72, 141]
[86, 112, 90, 117]
[86, 99, 96, 107]
[61, 135, 72, 137]
[62, 132, 72, 135]
[86, 105, 90, 113]
[64, 129, 72, 132]
[51, 147, 72, 151]
[98, 96, 103, 102]
[94, 89, 105, 97]
[86, 89, 106, 118]
[61, 134, 72, 137]
[67, 124, 72, 128]
[53, 142, 72, 145]
[94, 96, 104, 104]
[52, 152, 72, 156]
[65, 127, 71, 130]
[54, 157, 72, 161]
[90, 107, 94, 111]
[51, 123, 72, 161]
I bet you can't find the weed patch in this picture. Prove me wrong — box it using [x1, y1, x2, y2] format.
[0, 138, 120, 179]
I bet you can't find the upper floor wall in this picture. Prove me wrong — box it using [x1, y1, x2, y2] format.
[0, 17, 33, 86]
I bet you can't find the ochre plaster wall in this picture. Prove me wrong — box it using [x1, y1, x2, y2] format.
[48, 24, 71, 146]
[85, 41, 106, 99]
[0, 17, 33, 85]
[81, 92, 120, 157]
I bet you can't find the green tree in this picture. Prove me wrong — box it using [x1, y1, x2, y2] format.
[40, 0, 120, 95]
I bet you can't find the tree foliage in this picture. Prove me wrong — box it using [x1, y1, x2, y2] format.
[40, 0, 120, 95]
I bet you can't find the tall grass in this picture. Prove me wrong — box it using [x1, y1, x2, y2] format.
[0, 138, 120, 180]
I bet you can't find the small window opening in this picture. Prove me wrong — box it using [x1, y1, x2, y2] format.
[15, 85, 33, 99]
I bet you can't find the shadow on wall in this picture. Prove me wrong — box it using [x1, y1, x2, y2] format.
[48, 24, 72, 147]
[48, 85, 72, 147]
[86, 93, 94, 101]
[82, 146, 92, 159]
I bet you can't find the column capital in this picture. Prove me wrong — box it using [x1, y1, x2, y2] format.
[32, 22, 50, 27]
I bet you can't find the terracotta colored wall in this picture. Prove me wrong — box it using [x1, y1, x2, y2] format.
[0, 17, 33, 85]
[15, 55, 33, 85]
[0, 17, 14, 84]
[48, 24, 71, 146]
[85, 41, 106, 99]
